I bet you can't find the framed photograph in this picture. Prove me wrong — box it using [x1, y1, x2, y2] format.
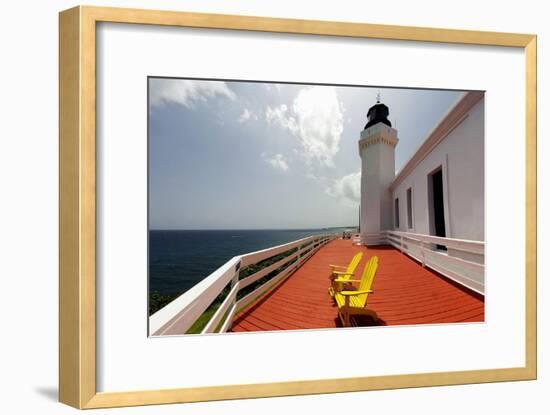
[59, 6, 537, 409]
[147, 80, 485, 337]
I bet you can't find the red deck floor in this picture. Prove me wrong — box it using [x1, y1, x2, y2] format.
[230, 238, 484, 332]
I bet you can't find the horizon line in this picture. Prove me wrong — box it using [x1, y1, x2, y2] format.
[149, 226, 358, 232]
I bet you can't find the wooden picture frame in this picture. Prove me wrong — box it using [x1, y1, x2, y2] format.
[59, 5, 537, 409]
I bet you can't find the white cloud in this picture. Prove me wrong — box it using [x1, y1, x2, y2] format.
[149, 79, 236, 108]
[265, 104, 298, 132]
[237, 108, 258, 124]
[265, 87, 344, 167]
[261, 152, 289, 172]
[326, 171, 361, 205]
[238, 108, 252, 123]
[238, 108, 259, 123]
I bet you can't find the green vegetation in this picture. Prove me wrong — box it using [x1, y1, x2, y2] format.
[149, 292, 178, 316]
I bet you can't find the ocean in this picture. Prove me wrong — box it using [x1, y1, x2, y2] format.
[149, 229, 346, 297]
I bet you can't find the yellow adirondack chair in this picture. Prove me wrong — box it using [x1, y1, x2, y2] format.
[328, 252, 363, 297]
[333, 255, 379, 327]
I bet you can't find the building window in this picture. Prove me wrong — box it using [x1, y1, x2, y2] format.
[406, 187, 413, 229]
[394, 198, 400, 228]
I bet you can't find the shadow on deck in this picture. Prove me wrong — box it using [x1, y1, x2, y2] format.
[230, 238, 484, 332]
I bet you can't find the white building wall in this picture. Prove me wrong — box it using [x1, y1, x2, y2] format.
[391, 97, 484, 242]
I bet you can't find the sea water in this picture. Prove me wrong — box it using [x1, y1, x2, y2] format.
[149, 229, 345, 296]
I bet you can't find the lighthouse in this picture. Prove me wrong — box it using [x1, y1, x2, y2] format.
[359, 96, 399, 245]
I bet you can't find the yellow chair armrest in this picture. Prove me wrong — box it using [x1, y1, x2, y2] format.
[333, 271, 355, 276]
[329, 264, 347, 270]
[334, 278, 361, 283]
[333, 277, 357, 283]
[340, 290, 374, 296]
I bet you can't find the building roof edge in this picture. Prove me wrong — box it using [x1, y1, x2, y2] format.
[390, 91, 484, 191]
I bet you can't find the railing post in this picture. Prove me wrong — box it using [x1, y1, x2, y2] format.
[224, 260, 241, 332]
[232, 260, 241, 288]
[420, 240, 426, 267]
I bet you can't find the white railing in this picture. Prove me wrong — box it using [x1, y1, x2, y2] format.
[149, 233, 337, 336]
[383, 230, 485, 295]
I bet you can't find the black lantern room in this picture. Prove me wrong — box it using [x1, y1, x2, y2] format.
[364, 96, 392, 130]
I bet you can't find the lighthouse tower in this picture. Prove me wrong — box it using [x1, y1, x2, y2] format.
[359, 97, 399, 245]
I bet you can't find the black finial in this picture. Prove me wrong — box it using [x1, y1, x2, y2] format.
[364, 96, 392, 130]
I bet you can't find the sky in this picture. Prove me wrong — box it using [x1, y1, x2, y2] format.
[149, 78, 462, 230]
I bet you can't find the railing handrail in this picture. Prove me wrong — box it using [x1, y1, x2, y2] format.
[382, 230, 485, 294]
[150, 233, 337, 336]
[239, 234, 324, 267]
[149, 256, 240, 335]
[385, 230, 484, 254]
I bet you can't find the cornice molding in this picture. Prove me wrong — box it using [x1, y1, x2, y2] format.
[359, 135, 399, 151]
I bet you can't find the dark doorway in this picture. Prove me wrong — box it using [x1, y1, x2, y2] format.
[429, 168, 447, 250]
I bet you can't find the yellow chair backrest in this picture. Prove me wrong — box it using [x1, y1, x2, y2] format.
[346, 252, 363, 275]
[356, 256, 379, 306]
